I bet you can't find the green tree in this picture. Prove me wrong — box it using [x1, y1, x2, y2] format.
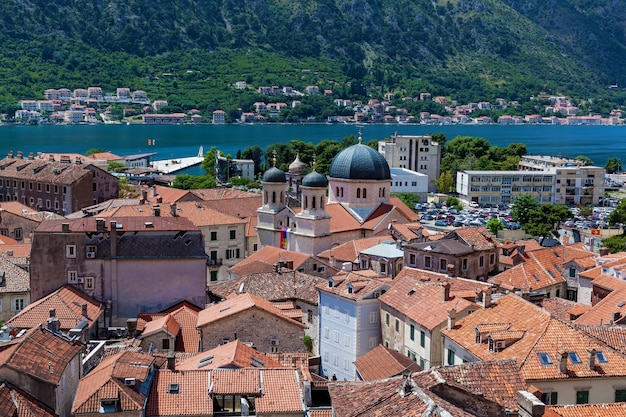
[606, 157, 622, 174]
[201, 146, 218, 176]
[435, 171, 454, 193]
[241, 144, 263, 176]
[511, 194, 540, 225]
[85, 148, 104, 156]
[486, 218, 504, 236]
[107, 161, 127, 172]
[392, 192, 420, 209]
[172, 174, 217, 189]
[575, 155, 594, 166]
[602, 235, 626, 253]
[609, 199, 626, 227]
[523, 204, 571, 241]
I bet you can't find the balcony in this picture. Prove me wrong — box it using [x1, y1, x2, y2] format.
[207, 258, 223, 267]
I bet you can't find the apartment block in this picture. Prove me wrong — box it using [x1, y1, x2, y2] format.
[457, 170, 555, 205]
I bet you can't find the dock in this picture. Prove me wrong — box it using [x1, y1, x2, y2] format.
[150, 146, 205, 174]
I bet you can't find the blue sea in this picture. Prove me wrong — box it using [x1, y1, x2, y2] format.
[0, 123, 624, 175]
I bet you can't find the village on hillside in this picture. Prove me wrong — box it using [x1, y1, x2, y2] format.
[2, 135, 626, 416]
[6, 84, 625, 125]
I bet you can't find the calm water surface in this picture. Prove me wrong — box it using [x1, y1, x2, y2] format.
[0, 124, 624, 175]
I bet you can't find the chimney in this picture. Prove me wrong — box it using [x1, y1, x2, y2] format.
[17, 151, 23, 159]
[483, 288, 492, 308]
[587, 348, 596, 370]
[150, 186, 156, 198]
[27, 152, 34, 160]
[170, 203, 177, 217]
[441, 282, 451, 302]
[126, 318, 138, 338]
[521, 291, 531, 301]
[7, 151, 13, 158]
[110, 221, 117, 257]
[558, 350, 568, 374]
[517, 391, 545, 417]
[447, 308, 457, 330]
[518, 245, 526, 255]
[96, 218, 105, 232]
[446, 263, 455, 277]
[48, 154, 54, 162]
[141, 190, 147, 203]
[81, 302, 88, 317]
[61, 223, 70, 233]
[153, 205, 161, 217]
[47, 316, 60, 332]
[599, 247, 610, 256]
[167, 351, 176, 370]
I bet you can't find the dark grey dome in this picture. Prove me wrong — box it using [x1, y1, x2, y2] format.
[329, 144, 391, 180]
[262, 166, 286, 183]
[302, 170, 328, 188]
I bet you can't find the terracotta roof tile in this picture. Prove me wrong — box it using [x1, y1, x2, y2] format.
[489, 248, 565, 292]
[197, 292, 306, 328]
[209, 271, 326, 306]
[138, 302, 201, 353]
[256, 369, 303, 413]
[316, 272, 391, 301]
[450, 226, 499, 250]
[176, 340, 283, 371]
[575, 324, 626, 355]
[540, 298, 589, 321]
[229, 246, 313, 277]
[0, 243, 31, 258]
[354, 345, 421, 380]
[146, 369, 211, 416]
[6, 285, 102, 331]
[0, 327, 83, 385]
[546, 403, 626, 417]
[210, 368, 261, 395]
[575, 287, 626, 325]
[73, 350, 155, 414]
[0, 254, 29, 294]
[141, 314, 180, 338]
[317, 236, 394, 262]
[35, 215, 199, 233]
[0, 382, 56, 417]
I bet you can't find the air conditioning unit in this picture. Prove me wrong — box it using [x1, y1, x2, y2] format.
[270, 338, 279, 346]
[76, 277, 85, 284]
[124, 378, 136, 386]
[495, 340, 506, 349]
[86, 252, 96, 259]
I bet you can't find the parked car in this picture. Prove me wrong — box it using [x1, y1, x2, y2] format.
[434, 220, 449, 227]
[469, 201, 480, 208]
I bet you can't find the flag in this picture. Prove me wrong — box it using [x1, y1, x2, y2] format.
[280, 227, 289, 249]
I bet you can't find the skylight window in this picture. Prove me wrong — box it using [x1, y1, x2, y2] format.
[168, 383, 180, 394]
[569, 352, 582, 364]
[618, 302, 626, 308]
[537, 352, 553, 365]
[596, 351, 608, 363]
[532, 274, 540, 282]
[547, 270, 555, 278]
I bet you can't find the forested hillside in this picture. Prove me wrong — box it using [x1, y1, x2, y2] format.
[1, 0, 625, 114]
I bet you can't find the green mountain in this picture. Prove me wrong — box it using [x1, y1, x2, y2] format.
[1, 0, 625, 114]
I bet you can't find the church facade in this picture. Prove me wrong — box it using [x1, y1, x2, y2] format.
[256, 143, 419, 256]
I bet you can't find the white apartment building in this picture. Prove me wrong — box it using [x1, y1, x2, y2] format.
[456, 170, 555, 206]
[378, 133, 441, 192]
[390, 168, 428, 202]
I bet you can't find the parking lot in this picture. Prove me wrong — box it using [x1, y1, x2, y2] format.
[415, 202, 519, 230]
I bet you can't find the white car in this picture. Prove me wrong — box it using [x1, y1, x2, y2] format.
[469, 201, 479, 208]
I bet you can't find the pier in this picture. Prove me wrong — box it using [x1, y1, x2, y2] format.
[150, 146, 204, 174]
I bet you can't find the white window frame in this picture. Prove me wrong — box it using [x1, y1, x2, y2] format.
[66, 245, 76, 258]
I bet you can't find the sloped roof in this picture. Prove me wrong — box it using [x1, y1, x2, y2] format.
[379, 270, 481, 331]
[431, 359, 526, 412]
[448, 226, 498, 250]
[137, 302, 201, 353]
[389, 222, 422, 242]
[72, 350, 155, 414]
[171, 201, 248, 227]
[176, 340, 284, 371]
[141, 314, 180, 339]
[316, 272, 391, 301]
[196, 293, 306, 328]
[0, 254, 29, 294]
[575, 324, 626, 355]
[489, 248, 565, 292]
[574, 287, 626, 325]
[229, 245, 312, 277]
[209, 270, 326, 306]
[0, 382, 56, 417]
[317, 236, 394, 263]
[146, 369, 211, 416]
[0, 327, 83, 385]
[540, 298, 589, 322]
[0, 243, 31, 258]
[441, 293, 551, 367]
[328, 375, 475, 417]
[354, 344, 421, 380]
[7, 285, 102, 331]
[545, 403, 626, 417]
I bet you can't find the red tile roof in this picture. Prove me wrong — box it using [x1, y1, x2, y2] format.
[546, 403, 626, 417]
[317, 236, 394, 262]
[7, 285, 103, 331]
[72, 351, 155, 414]
[316, 272, 391, 301]
[575, 287, 626, 325]
[141, 314, 180, 338]
[146, 369, 211, 416]
[540, 298, 589, 322]
[0, 382, 56, 417]
[489, 247, 565, 292]
[229, 245, 313, 277]
[138, 302, 201, 353]
[196, 293, 306, 328]
[176, 340, 283, 371]
[0, 327, 83, 385]
[354, 345, 422, 380]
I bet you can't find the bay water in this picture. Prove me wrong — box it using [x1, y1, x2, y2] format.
[0, 123, 624, 176]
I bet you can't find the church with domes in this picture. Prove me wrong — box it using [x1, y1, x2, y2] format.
[256, 139, 419, 256]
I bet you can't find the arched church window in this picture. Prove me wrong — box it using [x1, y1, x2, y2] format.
[312, 197, 316, 209]
[363, 188, 367, 199]
[357, 189, 361, 199]
[304, 196, 308, 209]
[272, 192, 276, 204]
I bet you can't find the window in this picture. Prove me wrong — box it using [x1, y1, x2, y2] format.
[569, 268, 576, 278]
[440, 259, 447, 271]
[14, 228, 22, 241]
[210, 231, 217, 241]
[409, 253, 416, 265]
[368, 336, 377, 348]
[425, 256, 431, 268]
[369, 311, 378, 323]
[576, 390, 589, 404]
[68, 271, 78, 283]
[386, 313, 390, 326]
[537, 352, 553, 365]
[85, 277, 95, 290]
[616, 390, 626, 402]
[324, 328, 329, 339]
[489, 254, 495, 265]
[162, 338, 170, 350]
[229, 230, 236, 239]
[410, 324, 415, 341]
[462, 258, 468, 270]
[596, 351, 608, 363]
[447, 349, 455, 366]
[46, 184, 50, 192]
[13, 298, 25, 312]
[333, 330, 339, 343]
[66, 245, 76, 258]
[343, 359, 349, 370]
[323, 351, 329, 362]
[419, 357, 425, 368]
[344, 335, 350, 347]
[420, 331, 425, 348]
[479, 256, 484, 267]
[210, 271, 218, 281]
[380, 263, 387, 274]
[395, 319, 400, 332]
[541, 392, 558, 405]
[569, 352, 582, 364]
